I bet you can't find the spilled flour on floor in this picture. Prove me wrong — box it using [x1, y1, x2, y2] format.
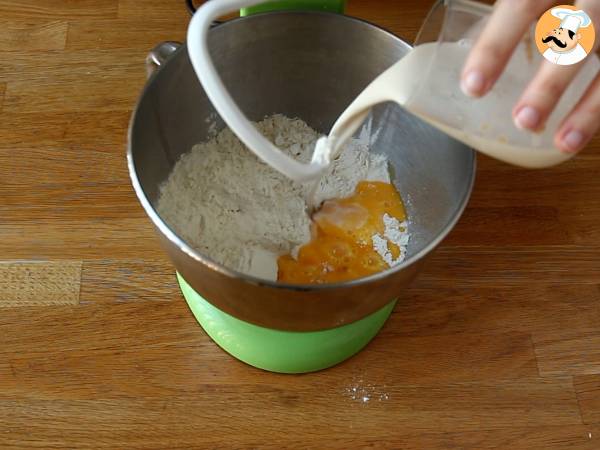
[345, 374, 390, 404]
[157, 114, 406, 280]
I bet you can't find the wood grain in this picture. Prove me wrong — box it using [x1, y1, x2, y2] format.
[0, 154, 141, 222]
[0, 261, 81, 307]
[0, 423, 598, 450]
[0, 20, 68, 51]
[79, 259, 178, 304]
[118, 0, 191, 22]
[0, 0, 118, 19]
[420, 246, 600, 286]
[0, 377, 582, 427]
[452, 149, 600, 246]
[574, 375, 600, 424]
[1, 0, 600, 448]
[0, 113, 69, 148]
[0, 307, 539, 384]
[386, 283, 600, 337]
[0, 145, 142, 225]
[0, 110, 133, 153]
[0, 219, 162, 260]
[1, 50, 145, 114]
[63, 110, 132, 152]
[447, 205, 573, 246]
[0, 145, 128, 182]
[66, 19, 187, 51]
[534, 330, 600, 376]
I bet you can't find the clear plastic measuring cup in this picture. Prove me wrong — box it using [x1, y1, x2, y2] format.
[326, 0, 599, 168]
[401, 0, 599, 167]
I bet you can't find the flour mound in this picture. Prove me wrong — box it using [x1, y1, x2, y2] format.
[157, 114, 389, 280]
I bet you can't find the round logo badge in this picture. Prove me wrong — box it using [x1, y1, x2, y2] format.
[535, 5, 595, 66]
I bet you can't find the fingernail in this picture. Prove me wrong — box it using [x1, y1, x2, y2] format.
[514, 106, 541, 130]
[561, 130, 584, 153]
[461, 70, 485, 97]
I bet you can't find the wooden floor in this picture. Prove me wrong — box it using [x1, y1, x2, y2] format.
[1, 0, 600, 448]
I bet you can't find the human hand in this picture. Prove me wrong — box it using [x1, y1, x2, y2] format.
[460, 0, 600, 154]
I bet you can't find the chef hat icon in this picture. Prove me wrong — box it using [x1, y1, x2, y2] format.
[551, 8, 592, 33]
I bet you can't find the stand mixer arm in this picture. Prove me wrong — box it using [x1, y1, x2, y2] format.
[187, 0, 333, 183]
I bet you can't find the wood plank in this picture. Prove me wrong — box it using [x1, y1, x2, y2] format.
[446, 155, 600, 246]
[0, 330, 540, 391]
[66, 19, 186, 51]
[446, 205, 573, 246]
[0, 181, 143, 221]
[0, 109, 149, 157]
[280, 426, 600, 450]
[353, 331, 539, 383]
[0, 145, 127, 184]
[466, 155, 600, 212]
[0, 113, 144, 221]
[1, 423, 598, 450]
[0, 378, 581, 436]
[2, 77, 142, 114]
[0, 219, 163, 260]
[0, 82, 5, 110]
[420, 246, 600, 286]
[447, 203, 600, 247]
[0, 0, 118, 19]
[0, 296, 536, 384]
[0, 133, 129, 182]
[575, 375, 600, 424]
[0, 261, 81, 307]
[0, 112, 69, 148]
[0, 109, 131, 155]
[63, 110, 134, 152]
[1, 50, 145, 113]
[0, 143, 142, 221]
[0, 20, 67, 51]
[0, 49, 142, 80]
[118, 0, 191, 22]
[385, 283, 600, 338]
[0, 302, 196, 358]
[79, 259, 178, 304]
[534, 330, 600, 376]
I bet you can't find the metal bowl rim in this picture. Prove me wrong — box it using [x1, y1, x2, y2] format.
[127, 10, 477, 292]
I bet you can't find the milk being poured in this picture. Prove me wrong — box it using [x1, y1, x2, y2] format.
[188, 0, 600, 184]
[322, 40, 600, 169]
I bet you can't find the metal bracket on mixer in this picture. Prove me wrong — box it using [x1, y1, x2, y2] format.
[145, 41, 181, 79]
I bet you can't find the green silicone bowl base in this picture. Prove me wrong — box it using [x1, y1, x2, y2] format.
[177, 273, 395, 374]
[241, 0, 345, 16]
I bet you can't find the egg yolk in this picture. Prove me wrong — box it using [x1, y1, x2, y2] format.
[278, 181, 407, 284]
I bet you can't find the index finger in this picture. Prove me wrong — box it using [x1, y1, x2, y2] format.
[461, 0, 555, 97]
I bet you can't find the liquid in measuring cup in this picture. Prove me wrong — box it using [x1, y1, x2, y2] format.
[326, 40, 600, 169]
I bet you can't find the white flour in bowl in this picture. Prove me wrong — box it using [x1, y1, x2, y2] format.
[157, 114, 402, 281]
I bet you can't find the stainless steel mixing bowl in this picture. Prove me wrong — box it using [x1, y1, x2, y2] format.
[128, 11, 476, 332]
